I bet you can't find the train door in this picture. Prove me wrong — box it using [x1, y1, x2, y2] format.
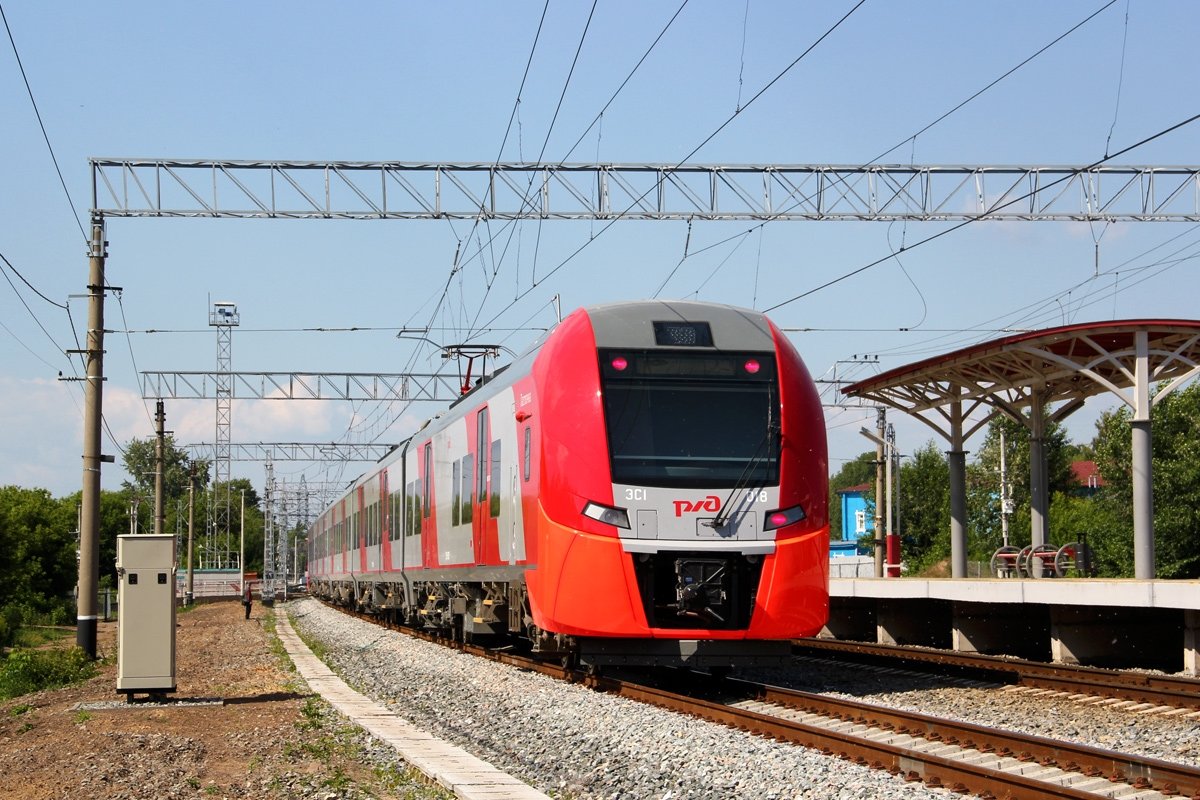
[335, 500, 344, 576]
[379, 468, 391, 572]
[472, 407, 501, 565]
[356, 485, 368, 573]
[420, 441, 436, 567]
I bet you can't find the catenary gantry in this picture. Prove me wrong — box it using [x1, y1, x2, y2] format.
[91, 159, 1200, 221]
[843, 320, 1200, 578]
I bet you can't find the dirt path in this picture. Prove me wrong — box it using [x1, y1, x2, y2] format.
[0, 601, 450, 800]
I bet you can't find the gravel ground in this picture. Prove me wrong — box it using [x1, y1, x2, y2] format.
[289, 598, 952, 800]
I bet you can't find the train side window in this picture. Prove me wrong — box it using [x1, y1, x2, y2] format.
[490, 439, 501, 517]
[522, 427, 531, 482]
[461, 454, 474, 524]
[390, 491, 401, 541]
[414, 478, 423, 527]
[423, 444, 432, 517]
[452, 459, 461, 526]
[477, 409, 489, 503]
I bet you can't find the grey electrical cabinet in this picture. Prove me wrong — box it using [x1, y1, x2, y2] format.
[116, 534, 177, 698]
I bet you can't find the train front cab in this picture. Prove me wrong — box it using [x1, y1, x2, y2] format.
[523, 303, 829, 667]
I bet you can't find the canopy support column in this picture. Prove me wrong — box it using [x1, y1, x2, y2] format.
[1029, 391, 1048, 549]
[948, 400, 968, 579]
[1132, 331, 1155, 579]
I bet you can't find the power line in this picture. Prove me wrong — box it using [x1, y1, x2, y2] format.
[0, 3, 87, 243]
[0, 250, 66, 309]
[466, 0, 601, 337]
[762, 112, 1200, 314]
[632, 0, 1122, 308]
[868, 0, 1118, 165]
[477, 0, 868, 332]
[438, 0, 692, 342]
[0, 250, 71, 367]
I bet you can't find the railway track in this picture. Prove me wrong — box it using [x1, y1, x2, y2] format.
[795, 638, 1200, 711]
[325, 603, 1200, 799]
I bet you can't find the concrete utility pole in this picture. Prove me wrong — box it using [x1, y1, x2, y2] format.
[999, 429, 1012, 548]
[76, 215, 107, 659]
[885, 423, 898, 577]
[873, 408, 886, 578]
[154, 400, 166, 535]
[185, 466, 195, 605]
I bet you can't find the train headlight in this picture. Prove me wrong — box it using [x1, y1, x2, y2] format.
[764, 504, 806, 531]
[582, 501, 630, 529]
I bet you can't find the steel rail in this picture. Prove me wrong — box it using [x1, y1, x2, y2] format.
[795, 638, 1200, 710]
[732, 677, 1200, 798]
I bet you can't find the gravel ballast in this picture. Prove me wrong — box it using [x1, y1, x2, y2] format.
[289, 598, 950, 799]
[289, 597, 1200, 797]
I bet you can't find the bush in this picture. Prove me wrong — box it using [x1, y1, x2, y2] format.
[0, 647, 96, 700]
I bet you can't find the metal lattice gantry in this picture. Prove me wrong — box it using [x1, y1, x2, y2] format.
[182, 442, 396, 463]
[140, 371, 460, 402]
[91, 159, 1200, 222]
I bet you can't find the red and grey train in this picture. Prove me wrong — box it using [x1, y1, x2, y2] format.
[307, 300, 829, 667]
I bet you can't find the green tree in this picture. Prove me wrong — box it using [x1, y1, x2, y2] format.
[121, 436, 210, 537]
[968, 414, 1075, 557]
[0, 487, 78, 638]
[895, 441, 950, 573]
[1091, 383, 1200, 578]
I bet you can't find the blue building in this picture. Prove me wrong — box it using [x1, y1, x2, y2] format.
[833, 483, 871, 557]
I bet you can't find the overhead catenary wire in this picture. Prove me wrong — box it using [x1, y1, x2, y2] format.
[762, 112, 1200, 314]
[476, 0, 868, 334]
[442, 0, 692, 339]
[308, 7, 573, 483]
[0, 3, 87, 244]
[623, 0, 1124, 311]
[852, 224, 1200, 363]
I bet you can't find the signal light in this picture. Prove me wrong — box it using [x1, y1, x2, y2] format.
[611, 356, 628, 371]
[764, 504, 806, 531]
[744, 359, 761, 374]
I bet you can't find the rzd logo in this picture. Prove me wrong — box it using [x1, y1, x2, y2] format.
[673, 495, 721, 517]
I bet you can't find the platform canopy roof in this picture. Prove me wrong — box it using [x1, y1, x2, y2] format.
[841, 320, 1200, 580]
[842, 320, 1200, 435]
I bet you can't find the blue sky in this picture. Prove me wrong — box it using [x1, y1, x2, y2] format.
[2, 1, 1198, 499]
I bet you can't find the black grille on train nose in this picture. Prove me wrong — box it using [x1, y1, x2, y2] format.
[631, 551, 763, 630]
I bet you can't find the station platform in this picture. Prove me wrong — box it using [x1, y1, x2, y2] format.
[824, 577, 1200, 675]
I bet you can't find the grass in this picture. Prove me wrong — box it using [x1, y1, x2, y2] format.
[0, 647, 97, 700]
[11, 626, 74, 649]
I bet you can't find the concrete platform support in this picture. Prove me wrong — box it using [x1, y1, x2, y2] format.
[1050, 606, 1183, 672]
[952, 602, 1050, 661]
[1185, 610, 1199, 677]
[820, 598, 877, 642]
[877, 599, 952, 649]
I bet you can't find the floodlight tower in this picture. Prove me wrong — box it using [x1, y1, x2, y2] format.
[209, 300, 239, 569]
[262, 458, 275, 601]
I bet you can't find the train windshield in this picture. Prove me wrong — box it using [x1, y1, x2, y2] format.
[600, 351, 779, 488]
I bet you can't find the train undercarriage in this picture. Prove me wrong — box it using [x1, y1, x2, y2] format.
[308, 564, 790, 669]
